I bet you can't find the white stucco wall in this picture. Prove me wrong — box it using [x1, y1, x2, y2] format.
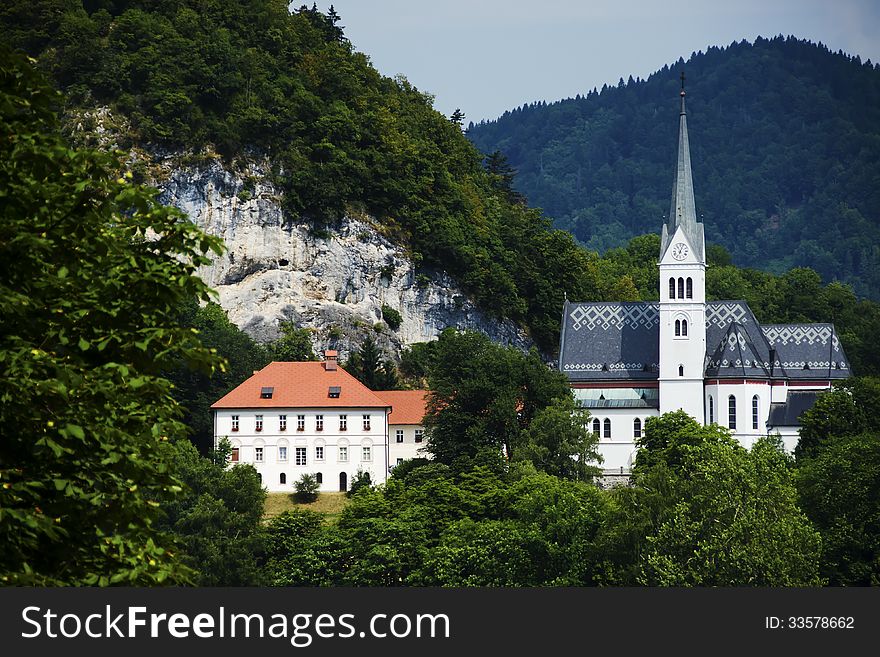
[215, 408, 389, 492]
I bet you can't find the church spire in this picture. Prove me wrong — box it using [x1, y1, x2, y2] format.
[660, 72, 704, 261]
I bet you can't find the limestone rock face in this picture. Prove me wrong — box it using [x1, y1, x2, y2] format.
[158, 159, 531, 358]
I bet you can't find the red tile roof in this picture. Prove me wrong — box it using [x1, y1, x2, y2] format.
[211, 362, 390, 409]
[376, 390, 429, 425]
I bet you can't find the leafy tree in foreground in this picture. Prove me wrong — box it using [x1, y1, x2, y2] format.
[159, 439, 267, 586]
[797, 432, 880, 586]
[170, 301, 270, 453]
[424, 329, 572, 464]
[0, 48, 224, 585]
[796, 377, 880, 460]
[597, 412, 822, 586]
[514, 396, 602, 480]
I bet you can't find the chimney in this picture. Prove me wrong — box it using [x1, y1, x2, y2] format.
[324, 349, 338, 371]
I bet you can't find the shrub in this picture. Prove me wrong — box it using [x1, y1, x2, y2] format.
[381, 304, 402, 330]
[347, 469, 373, 498]
[294, 473, 320, 503]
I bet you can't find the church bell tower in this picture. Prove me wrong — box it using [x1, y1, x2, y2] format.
[658, 74, 707, 420]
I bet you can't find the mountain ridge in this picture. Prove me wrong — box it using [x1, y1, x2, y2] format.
[467, 36, 880, 300]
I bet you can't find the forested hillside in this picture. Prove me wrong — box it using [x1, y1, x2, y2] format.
[0, 0, 620, 350]
[467, 36, 880, 301]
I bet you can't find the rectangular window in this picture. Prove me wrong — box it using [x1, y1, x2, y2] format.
[414, 429, 423, 443]
[338, 446, 348, 462]
[315, 445, 324, 461]
[255, 447, 263, 462]
[362, 446, 372, 462]
[316, 415, 324, 431]
[297, 415, 305, 431]
[339, 414, 347, 431]
[255, 415, 263, 432]
[279, 414, 287, 431]
[231, 415, 239, 432]
[295, 447, 307, 466]
[396, 429, 404, 443]
[230, 447, 239, 462]
[363, 414, 371, 431]
[728, 396, 737, 430]
[278, 446, 288, 462]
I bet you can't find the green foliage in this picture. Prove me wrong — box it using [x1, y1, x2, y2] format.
[0, 48, 224, 585]
[169, 301, 270, 452]
[469, 36, 880, 303]
[797, 377, 880, 459]
[797, 432, 880, 586]
[270, 321, 316, 362]
[294, 473, 320, 503]
[267, 466, 611, 586]
[381, 304, 402, 331]
[347, 469, 373, 498]
[265, 509, 326, 586]
[597, 413, 822, 586]
[159, 439, 267, 585]
[344, 335, 400, 390]
[513, 396, 602, 480]
[424, 329, 573, 464]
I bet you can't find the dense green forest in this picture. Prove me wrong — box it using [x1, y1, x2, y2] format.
[467, 36, 880, 301]
[3, 25, 880, 589]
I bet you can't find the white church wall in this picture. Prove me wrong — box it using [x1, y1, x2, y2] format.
[588, 407, 660, 473]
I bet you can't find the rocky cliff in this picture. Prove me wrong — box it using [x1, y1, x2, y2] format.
[156, 158, 531, 358]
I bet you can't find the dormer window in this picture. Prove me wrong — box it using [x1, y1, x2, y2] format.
[328, 386, 341, 398]
[260, 386, 274, 399]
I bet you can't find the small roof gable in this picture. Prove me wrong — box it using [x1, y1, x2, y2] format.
[211, 362, 390, 409]
[705, 321, 771, 377]
[762, 324, 850, 379]
[376, 390, 428, 425]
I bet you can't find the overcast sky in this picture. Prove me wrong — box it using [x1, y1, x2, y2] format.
[320, 0, 880, 123]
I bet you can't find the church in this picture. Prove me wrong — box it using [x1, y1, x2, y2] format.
[557, 79, 850, 475]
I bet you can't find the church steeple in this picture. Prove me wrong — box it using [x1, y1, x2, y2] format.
[660, 72, 704, 262]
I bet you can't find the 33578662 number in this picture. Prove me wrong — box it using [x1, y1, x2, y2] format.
[787, 617, 854, 629]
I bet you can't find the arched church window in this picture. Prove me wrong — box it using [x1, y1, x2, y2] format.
[728, 395, 737, 430]
[752, 395, 759, 430]
[682, 319, 688, 336]
[592, 419, 600, 436]
[280, 472, 287, 485]
[678, 365, 684, 377]
[675, 319, 681, 336]
[678, 277, 684, 299]
[669, 278, 676, 299]
[603, 418, 611, 439]
[709, 395, 714, 424]
[686, 277, 693, 299]
[633, 418, 642, 439]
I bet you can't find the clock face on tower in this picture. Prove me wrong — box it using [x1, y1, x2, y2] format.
[671, 242, 689, 260]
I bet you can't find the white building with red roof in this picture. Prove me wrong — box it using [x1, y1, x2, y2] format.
[376, 390, 429, 467]
[211, 351, 429, 492]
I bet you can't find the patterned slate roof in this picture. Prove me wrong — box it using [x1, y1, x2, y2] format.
[559, 302, 660, 381]
[762, 324, 849, 379]
[559, 300, 850, 382]
[768, 390, 825, 426]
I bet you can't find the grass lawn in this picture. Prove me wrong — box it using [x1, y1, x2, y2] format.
[263, 491, 350, 524]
